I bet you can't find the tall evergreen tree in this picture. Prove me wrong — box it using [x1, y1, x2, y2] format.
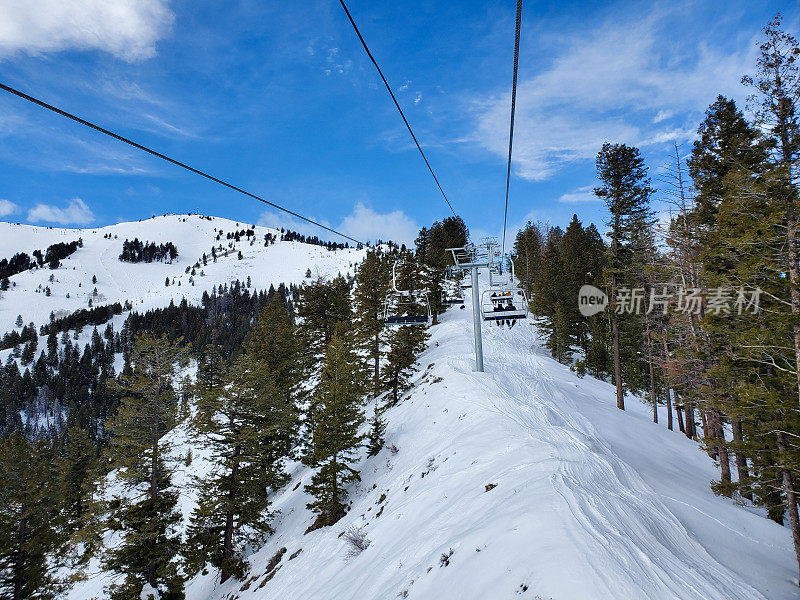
[353, 251, 392, 397]
[103, 335, 187, 600]
[186, 348, 295, 582]
[59, 426, 102, 561]
[305, 330, 366, 529]
[0, 435, 66, 600]
[383, 325, 429, 404]
[595, 142, 655, 409]
[296, 275, 353, 363]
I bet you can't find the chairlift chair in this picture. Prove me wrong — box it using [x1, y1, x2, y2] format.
[481, 288, 528, 322]
[382, 292, 431, 326]
[441, 284, 464, 305]
[381, 260, 431, 326]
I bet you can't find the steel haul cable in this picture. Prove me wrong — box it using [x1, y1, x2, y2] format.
[0, 82, 365, 246]
[501, 0, 523, 261]
[338, 0, 457, 219]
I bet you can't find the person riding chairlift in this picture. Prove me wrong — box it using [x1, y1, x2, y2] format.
[505, 301, 517, 329]
[493, 300, 505, 327]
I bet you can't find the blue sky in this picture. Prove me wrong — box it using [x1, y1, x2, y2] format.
[0, 0, 796, 245]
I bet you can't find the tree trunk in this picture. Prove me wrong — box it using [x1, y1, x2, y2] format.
[13, 510, 26, 600]
[611, 312, 624, 410]
[676, 402, 685, 433]
[685, 401, 695, 439]
[646, 320, 657, 423]
[701, 410, 712, 455]
[778, 431, 800, 584]
[611, 217, 624, 411]
[732, 417, 751, 500]
[660, 338, 673, 430]
[665, 386, 673, 431]
[221, 447, 240, 583]
[373, 329, 380, 397]
[713, 410, 731, 490]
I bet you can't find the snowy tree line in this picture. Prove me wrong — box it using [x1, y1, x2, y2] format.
[118, 238, 178, 263]
[0, 238, 83, 289]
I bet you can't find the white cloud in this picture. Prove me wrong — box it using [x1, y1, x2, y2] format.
[474, 10, 757, 181]
[259, 202, 419, 247]
[337, 203, 419, 246]
[0, 0, 174, 61]
[653, 109, 673, 123]
[27, 198, 95, 225]
[558, 185, 599, 203]
[257, 210, 331, 237]
[0, 199, 18, 217]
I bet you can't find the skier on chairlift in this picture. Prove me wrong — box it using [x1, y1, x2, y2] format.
[505, 300, 517, 329]
[494, 299, 505, 327]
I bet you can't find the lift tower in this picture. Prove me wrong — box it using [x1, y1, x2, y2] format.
[447, 242, 501, 372]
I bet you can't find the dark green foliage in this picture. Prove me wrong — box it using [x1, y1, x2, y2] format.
[416, 217, 469, 324]
[39, 303, 123, 336]
[384, 325, 428, 404]
[0, 435, 66, 600]
[305, 331, 366, 528]
[103, 335, 187, 600]
[119, 239, 178, 263]
[366, 407, 387, 457]
[513, 222, 544, 302]
[186, 357, 295, 582]
[296, 275, 353, 361]
[353, 251, 393, 397]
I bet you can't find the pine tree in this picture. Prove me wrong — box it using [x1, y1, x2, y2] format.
[366, 403, 387, 457]
[296, 275, 352, 362]
[738, 15, 800, 579]
[186, 348, 295, 582]
[0, 435, 66, 600]
[59, 425, 100, 533]
[416, 217, 468, 324]
[595, 142, 655, 409]
[103, 334, 187, 600]
[353, 251, 392, 397]
[513, 222, 544, 303]
[245, 294, 303, 407]
[383, 325, 428, 404]
[305, 330, 366, 529]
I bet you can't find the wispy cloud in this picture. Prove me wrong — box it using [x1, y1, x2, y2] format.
[558, 185, 598, 203]
[0, 0, 174, 61]
[474, 8, 758, 181]
[27, 198, 95, 225]
[143, 113, 197, 138]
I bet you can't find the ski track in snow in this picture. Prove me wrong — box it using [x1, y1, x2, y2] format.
[10, 221, 786, 599]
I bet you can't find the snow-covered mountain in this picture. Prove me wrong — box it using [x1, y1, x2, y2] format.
[1, 215, 794, 599]
[0, 214, 365, 336]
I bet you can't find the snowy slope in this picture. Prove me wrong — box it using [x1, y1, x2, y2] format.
[62, 270, 796, 600]
[0, 214, 366, 335]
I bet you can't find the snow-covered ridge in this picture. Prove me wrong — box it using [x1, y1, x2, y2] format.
[66, 272, 796, 600]
[0, 214, 367, 335]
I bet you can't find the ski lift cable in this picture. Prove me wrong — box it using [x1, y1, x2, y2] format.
[0, 82, 366, 246]
[500, 0, 523, 261]
[338, 0, 457, 219]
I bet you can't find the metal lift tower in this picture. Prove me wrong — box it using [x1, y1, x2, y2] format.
[447, 241, 501, 372]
